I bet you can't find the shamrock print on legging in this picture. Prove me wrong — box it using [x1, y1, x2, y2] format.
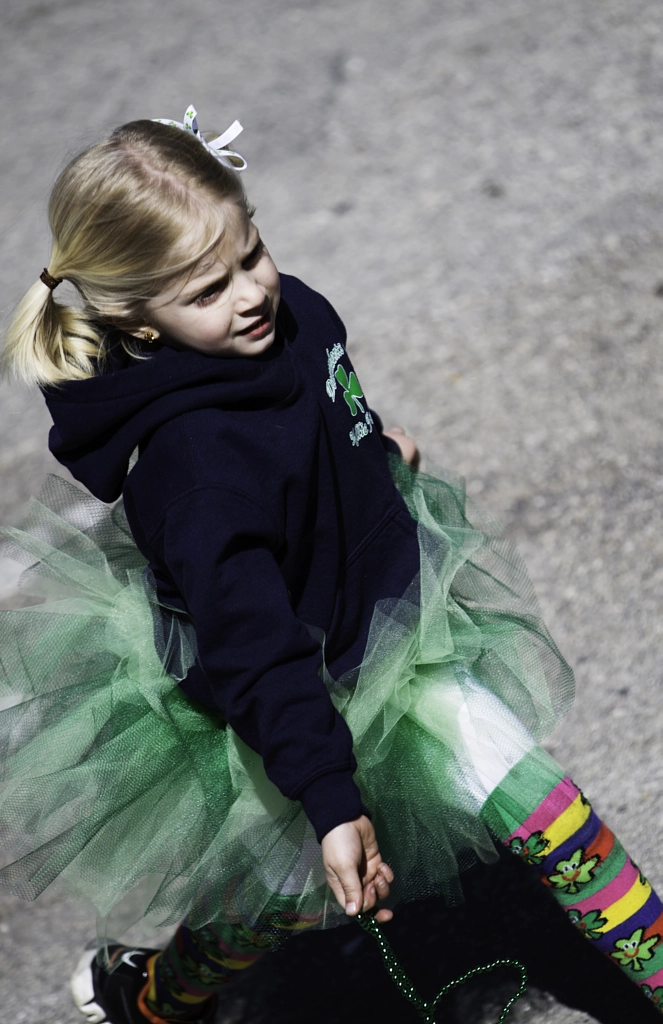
[508, 830, 549, 866]
[611, 927, 661, 972]
[567, 908, 607, 941]
[548, 848, 600, 894]
[642, 985, 663, 1009]
[334, 364, 365, 415]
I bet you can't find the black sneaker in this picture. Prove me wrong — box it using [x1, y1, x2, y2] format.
[70, 944, 217, 1024]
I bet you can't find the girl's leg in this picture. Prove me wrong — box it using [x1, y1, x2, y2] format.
[481, 749, 663, 1014]
[139, 895, 323, 1023]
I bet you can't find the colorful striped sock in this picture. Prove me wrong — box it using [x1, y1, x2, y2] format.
[143, 898, 322, 1022]
[485, 765, 663, 1014]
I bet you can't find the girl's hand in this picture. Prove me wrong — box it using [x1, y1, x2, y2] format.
[321, 815, 394, 923]
[383, 426, 421, 470]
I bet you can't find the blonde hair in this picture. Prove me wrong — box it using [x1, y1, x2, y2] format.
[3, 120, 253, 386]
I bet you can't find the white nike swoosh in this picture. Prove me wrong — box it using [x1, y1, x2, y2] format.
[119, 949, 142, 969]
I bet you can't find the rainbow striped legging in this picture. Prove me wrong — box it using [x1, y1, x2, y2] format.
[136, 744, 663, 1022]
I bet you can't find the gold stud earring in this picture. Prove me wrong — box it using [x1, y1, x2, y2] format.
[143, 330, 155, 344]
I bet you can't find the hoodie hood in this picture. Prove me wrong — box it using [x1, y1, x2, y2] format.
[44, 281, 300, 503]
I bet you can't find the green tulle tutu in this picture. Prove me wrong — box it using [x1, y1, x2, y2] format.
[0, 459, 574, 945]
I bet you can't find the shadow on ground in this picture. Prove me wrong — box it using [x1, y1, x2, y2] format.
[218, 849, 660, 1023]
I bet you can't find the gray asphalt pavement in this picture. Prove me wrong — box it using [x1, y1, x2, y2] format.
[0, 1, 662, 1021]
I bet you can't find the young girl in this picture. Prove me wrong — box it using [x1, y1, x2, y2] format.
[1, 106, 661, 1024]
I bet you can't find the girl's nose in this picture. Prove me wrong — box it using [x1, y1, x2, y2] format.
[235, 270, 266, 311]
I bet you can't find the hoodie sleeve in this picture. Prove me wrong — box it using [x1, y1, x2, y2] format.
[368, 407, 404, 457]
[152, 485, 368, 842]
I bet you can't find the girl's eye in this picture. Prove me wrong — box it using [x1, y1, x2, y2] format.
[196, 279, 227, 306]
[243, 239, 266, 269]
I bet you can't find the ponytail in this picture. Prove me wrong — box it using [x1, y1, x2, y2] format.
[3, 270, 104, 387]
[3, 117, 252, 388]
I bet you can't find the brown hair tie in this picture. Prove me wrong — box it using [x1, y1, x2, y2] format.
[40, 268, 63, 291]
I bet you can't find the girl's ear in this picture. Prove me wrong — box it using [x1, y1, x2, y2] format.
[123, 324, 161, 343]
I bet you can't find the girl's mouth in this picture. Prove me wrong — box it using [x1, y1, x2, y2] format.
[238, 310, 272, 339]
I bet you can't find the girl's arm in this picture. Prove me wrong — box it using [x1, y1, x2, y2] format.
[158, 487, 397, 916]
[382, 426, 420, 469]
[156, 485, 369, 842]
[321, 815, 394, 923]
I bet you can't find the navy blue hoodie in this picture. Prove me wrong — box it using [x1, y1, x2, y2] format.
[44, 274, 421, 841]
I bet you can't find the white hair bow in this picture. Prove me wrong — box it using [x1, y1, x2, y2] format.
[152, 105, 247, 170]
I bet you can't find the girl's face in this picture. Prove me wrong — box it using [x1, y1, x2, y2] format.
[137, 202, 280, 358]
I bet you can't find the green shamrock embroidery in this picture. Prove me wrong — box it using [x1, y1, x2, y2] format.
[548, 848, 600, 894]
[611, 927, 660, 972]
[335, 364, 365, 416]
[508, 831, 549, 866]
[567, 908, 607, 940]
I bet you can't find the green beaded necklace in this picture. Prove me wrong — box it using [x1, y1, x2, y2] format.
[356, 913, 527, 1023]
